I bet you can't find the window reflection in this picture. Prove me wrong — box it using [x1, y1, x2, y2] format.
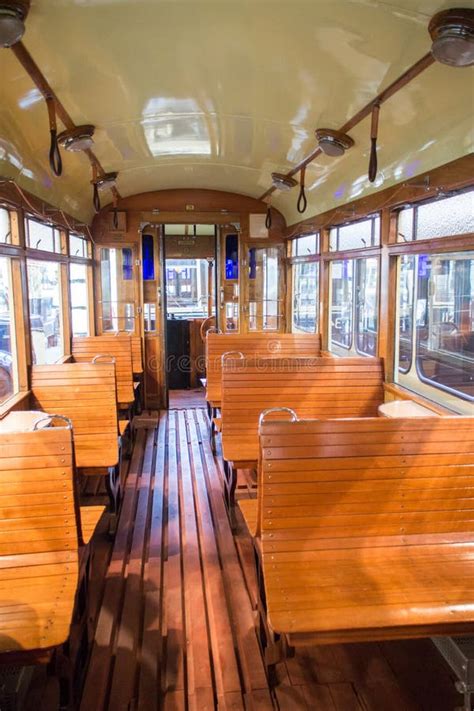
[331, 260, 353, 349]
[355, 257, 378, 356]
[0, 257, 17, 402]
[292, 262, 318, 333]
[27, 259, 63, 364]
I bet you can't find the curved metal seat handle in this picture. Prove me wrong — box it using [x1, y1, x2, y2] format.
[206, 326, 223, 336]
[259, 407, 298, 431]
[34, 414, 73, 431]
[92, 354, 116, 364]
[221, 350, 245, 365]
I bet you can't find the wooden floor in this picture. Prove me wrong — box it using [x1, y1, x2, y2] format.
[69, 409, 463, 710]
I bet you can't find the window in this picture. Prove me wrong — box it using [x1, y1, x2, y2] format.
[396, 252, 474, 403]
[330, 260, 353, 348]
[142, 234, 155, 281]
[397, 190, 474, 242]
[330, 257, 379, 354]
[100, 247, 135, 332]
[165, 259, 210, 318]
[0, 257, 18, 403]
[292, 261, 319, 333]
[397, 255, 415, 373]
[225, 234, 238, 280]
[355, 257, 378, 356]
[69, 233, 89, 258]
[144, 303, 156, 332]
[0, 208, 11, 244]
[70, 263, 90, 337]
[246, 246, 281, 331]
[27, 260, 63, 364]
[26, 218, 62, 253]
[329, 215, 380, 251]
[291, 233, 319, 256]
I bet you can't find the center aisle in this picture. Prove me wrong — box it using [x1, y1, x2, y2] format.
[80, 409, 273, 711]
[79, 409, 460, 711]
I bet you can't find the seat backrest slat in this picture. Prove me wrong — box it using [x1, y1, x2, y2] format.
[0, 427, 79, 557]
[72, 336, 134, 405]
[32, 362, 119, 469]
[102, 333, 143, 374]
[259, 417, 474, 549]
[206, 333, 321, 404]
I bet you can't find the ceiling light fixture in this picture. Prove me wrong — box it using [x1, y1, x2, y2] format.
[429, 8, 474, 67]
[58, 125, 95, 152]
[315, 128, 354, 157]
[271, 173, 298, 191]
[0, 0, 29, 48]
[91, 169, 118, 213]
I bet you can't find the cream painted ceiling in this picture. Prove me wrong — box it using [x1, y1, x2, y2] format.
[0, 0, 473, 225]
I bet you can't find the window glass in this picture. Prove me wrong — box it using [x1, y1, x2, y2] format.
[292, 261, 319, 333]
[291, 233, 319, 256]
[0, 209, 11, 244]
[397, 190, 474, 242]
[144, 303, 156, 332]
[166, 259, 210, 319]
[416, 252, 474, 400]
[142, 234, 155, 281]
[225, 302, 239, 332]
[263, 249, 279, 330]
[225, 234, 238, 280]
[27, 259, 63, 364]
[397, 255, 416, 373]
[100, 247, 135, 332]
[329, 215, 380, 251]
[26, 219, 61, 253]
[355, 257, 378, 355]
[70, 263, 89, 337]
[0, 257, 17, 403]
[330, 259, 353, 349]
[69, 233, 89, 258]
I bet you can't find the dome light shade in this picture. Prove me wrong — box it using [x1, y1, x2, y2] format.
[315, 128, 354, 157]
[429, 8, 474, 66]
[0, 1, 29, 47]
[271, 172, 298, 191]
[92, 171, 118, 192]
[58, 125, 95, 152]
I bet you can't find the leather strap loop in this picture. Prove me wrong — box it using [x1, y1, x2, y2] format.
[93, 183, 101, 213]
[368, 102, 380, 183]
[46, 98, 62, 177]
[297, 166, 307, 213]
[265, 205, 272, 229]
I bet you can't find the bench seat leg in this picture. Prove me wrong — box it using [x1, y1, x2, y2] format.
[106, 465, 120, 536]
[210, 417, 217, 454]
[223, 460, 237, 526]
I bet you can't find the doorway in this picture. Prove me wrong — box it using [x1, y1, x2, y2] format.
[161, 225, 217, 408]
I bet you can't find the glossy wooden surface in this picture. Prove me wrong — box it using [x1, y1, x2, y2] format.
[31, 362, 120, 469]
[72, 336, 134, 407]
[0, 410, 50, 433]
[221, 356, 384, 467]
[259, 416, 474, 643]
[0, 427, 78, 651]
[378, 400, 439, 418]
[206, 333, 322, 407]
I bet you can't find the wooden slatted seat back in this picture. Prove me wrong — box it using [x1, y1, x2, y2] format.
[258, 416, 474, 641]
[206, 333, 321, 405]
[221, 357, 384, 463]
[31, 362, 119, 469]
[0, 425, 80, 651]
[103, 333, 143, 375]
[72, 336, 134, 406]
[259, 416, 474, 547]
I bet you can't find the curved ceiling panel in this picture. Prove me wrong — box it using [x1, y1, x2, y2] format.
[0, 0, 473, 223]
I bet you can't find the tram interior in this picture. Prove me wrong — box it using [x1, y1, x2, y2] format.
[0, 1, 473, 710]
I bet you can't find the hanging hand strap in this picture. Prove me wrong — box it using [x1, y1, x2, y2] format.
[368, 102, 380, 183]
[92, 164, 101, 212]
[297, 166, 307, 213]
[47, 97, 62, 177]
[112, 195, 119, 228]
[265, 205, 272, 229]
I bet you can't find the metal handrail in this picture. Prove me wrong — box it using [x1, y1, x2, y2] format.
[258, 407, 298, 431]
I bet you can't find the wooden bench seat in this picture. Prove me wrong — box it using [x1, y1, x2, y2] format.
[222, 356, 384, 510]
[205, 333, 322, 410]
[238, 499, 258, 538]
[72, 335, 135, 410]
[80, 505, 106, 545]
[0, 424, 102, 704]
[32, 362, 124, 524]
[257, 416, 474, 666]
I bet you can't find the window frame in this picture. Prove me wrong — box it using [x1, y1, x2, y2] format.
[395, 187, 474, 244]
